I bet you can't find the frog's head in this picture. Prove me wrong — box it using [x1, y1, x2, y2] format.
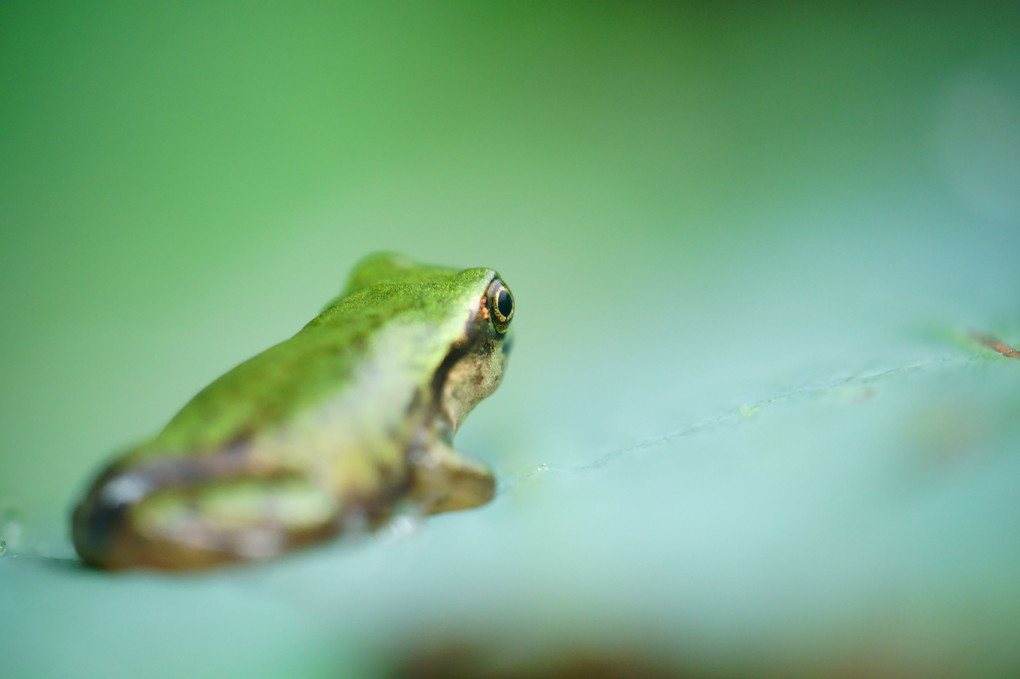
[436, 271, 515, 434]
[322, 252, 515, 434]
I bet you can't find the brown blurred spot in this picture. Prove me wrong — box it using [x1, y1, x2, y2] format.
[389, 642, 702, 679]
[972, 333, 1020, 358]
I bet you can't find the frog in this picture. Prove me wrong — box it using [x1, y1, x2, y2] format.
[72, 252, 515, 571]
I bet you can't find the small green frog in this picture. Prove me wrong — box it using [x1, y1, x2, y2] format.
[72, 253, 514, 570]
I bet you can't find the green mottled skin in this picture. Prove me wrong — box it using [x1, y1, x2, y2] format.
[72, 252, 513, 571]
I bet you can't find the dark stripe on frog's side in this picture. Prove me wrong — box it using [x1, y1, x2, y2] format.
[397, 330, 466, 424]
[421, 281, 499, 426]
[426, 336, 474, 418]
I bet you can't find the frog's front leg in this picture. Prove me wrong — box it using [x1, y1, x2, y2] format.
[409, 440, 495, 515]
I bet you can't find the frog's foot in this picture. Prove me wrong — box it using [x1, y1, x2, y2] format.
[409, 441, 496, 515]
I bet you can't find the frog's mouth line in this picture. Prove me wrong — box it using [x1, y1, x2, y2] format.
[501, 332, 514, 357]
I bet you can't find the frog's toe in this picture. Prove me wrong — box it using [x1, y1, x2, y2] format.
[428, 464, 495, 513]
[412, 446, 495, 515]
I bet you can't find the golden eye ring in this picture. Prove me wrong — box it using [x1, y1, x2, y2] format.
[486, 278, 514, 332]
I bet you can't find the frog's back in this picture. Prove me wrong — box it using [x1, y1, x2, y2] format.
[135, 258, 488, 459]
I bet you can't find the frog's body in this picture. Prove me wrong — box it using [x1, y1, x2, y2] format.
[72, 253, 514, 571]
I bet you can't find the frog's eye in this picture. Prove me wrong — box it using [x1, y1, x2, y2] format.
[486, 278, 514, 333]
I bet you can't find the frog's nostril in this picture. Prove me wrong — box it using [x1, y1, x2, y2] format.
[501, 335, 513, 356]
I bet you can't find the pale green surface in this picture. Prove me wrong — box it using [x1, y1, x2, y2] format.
[2, 3, 1020, 677]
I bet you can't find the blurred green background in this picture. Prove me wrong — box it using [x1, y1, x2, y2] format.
[2, 2, 1019, 677]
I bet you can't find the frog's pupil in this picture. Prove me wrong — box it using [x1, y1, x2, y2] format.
[497, 288, 513, 320]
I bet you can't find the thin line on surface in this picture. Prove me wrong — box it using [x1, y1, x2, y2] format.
[498, 355, 966, 492]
